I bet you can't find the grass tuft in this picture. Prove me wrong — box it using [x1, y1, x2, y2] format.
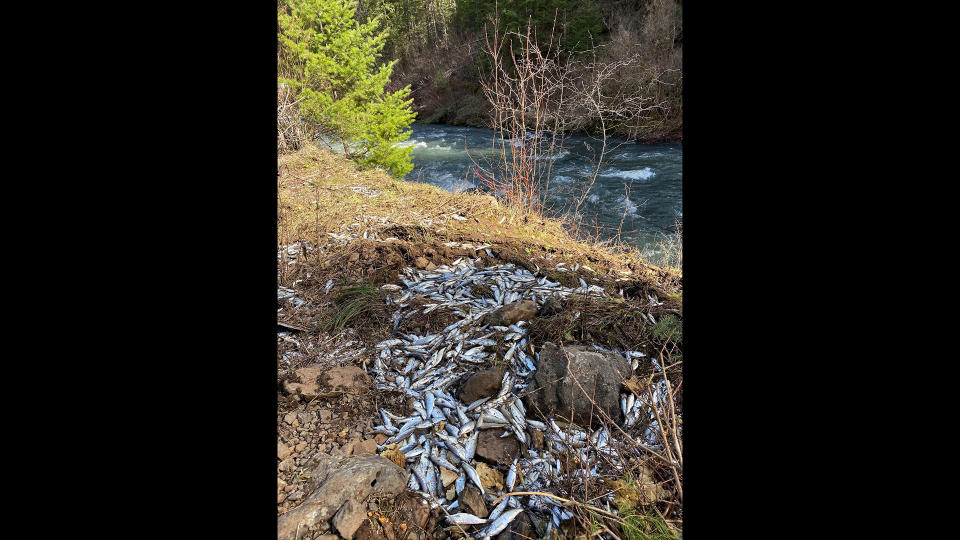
[651, 315, 682, 344]
[617, 503, 682, 540]
[323, 282, 387, 334]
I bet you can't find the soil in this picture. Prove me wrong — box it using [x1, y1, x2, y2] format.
[277, 144, 683, 538]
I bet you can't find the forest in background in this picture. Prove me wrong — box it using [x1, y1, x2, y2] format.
[285, 0, 682, 143]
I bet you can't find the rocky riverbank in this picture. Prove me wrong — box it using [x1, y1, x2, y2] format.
[277, 145, 683, 540]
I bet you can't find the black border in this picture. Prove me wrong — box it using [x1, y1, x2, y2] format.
[115, 2, 877, 536]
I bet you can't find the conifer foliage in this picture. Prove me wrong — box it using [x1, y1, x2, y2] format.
[278, 0, 416, 177]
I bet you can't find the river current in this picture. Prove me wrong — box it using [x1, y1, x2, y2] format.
[401, 123, 682, 266]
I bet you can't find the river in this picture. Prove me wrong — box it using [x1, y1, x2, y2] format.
[401, 123, 682, 266]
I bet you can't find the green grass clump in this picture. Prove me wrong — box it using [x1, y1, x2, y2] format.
[617, 503, 681, 540]
[323, 282, 384, 333]
[651, 315, 682, 344]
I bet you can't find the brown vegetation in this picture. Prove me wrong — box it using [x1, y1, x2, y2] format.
[387, 0, 683, 142]
[278, 142, 680, 347]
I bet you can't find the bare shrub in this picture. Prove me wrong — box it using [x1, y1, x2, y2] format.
[470, 13, 668, 237]
[277, 82, 309, 154]
[471, 19, 570, 215]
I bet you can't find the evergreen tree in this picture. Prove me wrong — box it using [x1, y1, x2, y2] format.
[279, 0, 416, 177]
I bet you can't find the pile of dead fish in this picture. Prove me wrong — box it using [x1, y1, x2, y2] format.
[369, 256, 669, 538]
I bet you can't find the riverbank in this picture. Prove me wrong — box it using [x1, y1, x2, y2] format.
[277, 144, 683, 539]
[401, 123, 683, 264]
[417, 102, 682, 144]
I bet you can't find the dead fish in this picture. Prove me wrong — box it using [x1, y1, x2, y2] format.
[480, 508, 524, 537]
[437, 433, 468, 461]
[430, 452, 459, 472]
[460, 461, 484, 496]
[465, 397, 490, 412]
[464, 430, 478, 461]
[455, 470, 466, 495]
[505, 459, 518, 491]
[425, 391, 435, 418]
[446, 513, 488, 525]
[488, 496, 510, 522]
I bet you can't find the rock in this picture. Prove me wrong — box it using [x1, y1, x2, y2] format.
[411, 498, 431, 529]
[283, 364, 327, 399]
[318, 409, 332, 423]
[284, 412, 298, 426]
[476, 429, 520, 465]
[529, 429, 545, 451]
[539, 294, 564, 317]
[278, 478, 288, 493]
[446, 486, 456, 501]
[374, 433, 388, 445]
[315, 536, 339, 540]
[495, 511, 536, 540]
[459, 484, 488, 518]
[352, 439, 378, 456]
[425, 261, 436, 271]
[414, 257, 429, 269]
[349, 252, 360, 262]
[319, 366, 370, 396]
[523, 342, 632, 427]
[287, 490, 304, 502]
[279, 457, 296, 472]
[483, 300, 538, 327]
[332, 499, 365, 539]
[459, 366, 506, 403]
[338, 440, 357, 456]
[279, 442, 292, 460]
[276, 455, 408, 540]
[476, 462, 504, 493]
[439, 467, 458, 488]
[295, 442, 307, 453]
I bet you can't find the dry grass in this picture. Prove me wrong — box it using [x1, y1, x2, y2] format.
[534, 344, 683, 538]
[277, 143, 683, 537]
[278, 142, 670, 349]
[278, 143, 681, 292]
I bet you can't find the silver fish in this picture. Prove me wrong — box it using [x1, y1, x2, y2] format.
[455, 470, 466, 495]
[460, 461, 484, 496]
[480, 508, 524, 537]
[430, 452, 459, 472]
[464, 430, 478, 461]
[445, 513, 488, 525]
[488, 496, 510, 522]
[425, 391, 435, 418]
[505, 458, 518, 491]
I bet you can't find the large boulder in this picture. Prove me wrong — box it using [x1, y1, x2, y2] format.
[276, 454, 408, 540]
[523, 342, 632, 427]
